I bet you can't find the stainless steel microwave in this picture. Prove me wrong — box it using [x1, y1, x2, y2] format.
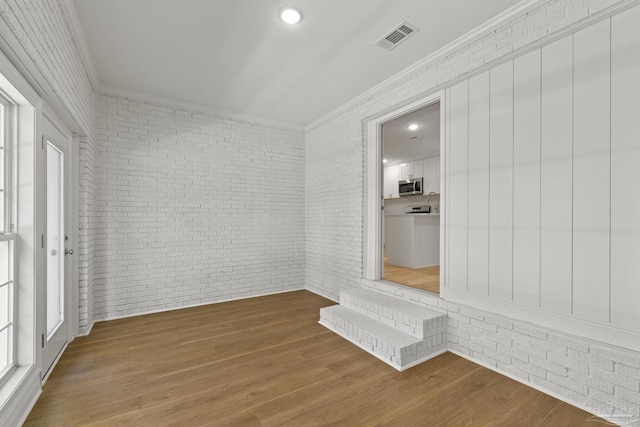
[399, 177, 423, 196]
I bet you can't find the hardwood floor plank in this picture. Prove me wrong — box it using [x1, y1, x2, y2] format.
[25, 290, 600, 426]
[383, 258, 440, 293]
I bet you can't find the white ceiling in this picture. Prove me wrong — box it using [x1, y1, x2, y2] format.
[72, 0, 522, 128]
[383, 102, 440, 166]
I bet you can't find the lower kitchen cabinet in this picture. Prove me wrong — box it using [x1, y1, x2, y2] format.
[386, 214, 440, 269]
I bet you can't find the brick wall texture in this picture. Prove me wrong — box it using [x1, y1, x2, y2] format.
[94, 94, 305, 319]
[307, 0, 640, 423]
[1, 0, 638, 422]
[0, 0, 97, 332]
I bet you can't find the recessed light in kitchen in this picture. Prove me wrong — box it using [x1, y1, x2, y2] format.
[279, 6, 303, 24]
[408, 123, 419, 131]
[382, 159, 388, 164]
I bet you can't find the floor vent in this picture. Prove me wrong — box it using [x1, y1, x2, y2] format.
[375, 21, 420, 51]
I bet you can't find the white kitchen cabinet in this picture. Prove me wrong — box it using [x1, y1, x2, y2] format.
[399, 160, 423, 181]
[383, 164, 400, 199]
[423, 156, 440, 194]
[386, 214, 440, 269]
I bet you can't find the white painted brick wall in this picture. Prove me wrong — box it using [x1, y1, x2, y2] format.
[448, 301, 640, 421]
[307, 0, 639, 421]
[0, 0, 97, 332]
[94, 93, 305, 320]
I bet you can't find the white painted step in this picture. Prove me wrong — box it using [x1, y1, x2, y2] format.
[319, 305, 446, 371]
[340, 287, 445, 339]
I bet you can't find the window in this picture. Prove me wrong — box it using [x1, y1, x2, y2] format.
[0, 92, 16, 382]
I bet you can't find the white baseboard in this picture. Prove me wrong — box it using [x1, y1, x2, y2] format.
[94, 287, 306, 323]
[77, 320, 95, 337]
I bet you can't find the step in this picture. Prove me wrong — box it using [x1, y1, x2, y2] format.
[319, 305, 446, 371]
[340, 287, 446, 339]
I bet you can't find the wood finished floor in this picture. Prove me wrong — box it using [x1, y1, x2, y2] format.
[25, 291, 598, 426]
[383, 257, 440, 294]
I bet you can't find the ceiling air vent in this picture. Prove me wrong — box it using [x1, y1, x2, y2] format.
[375, 21, 420, 51]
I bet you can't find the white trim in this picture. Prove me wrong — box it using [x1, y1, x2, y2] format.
[76, 320, 95, 337]
[97, 84, 304, 133]
[59, 0, 99, 89]
[446, 288, 640, 353]
[94, 287, 306, 323]
[363, 92, 445, 282]
[70, 135, 80, 337]
[41, 106, 75, 378]
[306, 287, 339, 304]
[306, 0, 640, 132]
[0, 366, 41, 427]
[306, 0, 543, 131]
[41, 341, 68, 384]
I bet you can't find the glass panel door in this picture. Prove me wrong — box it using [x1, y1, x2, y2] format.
[43, 116, 70, 378]
[46, 143, 64, 337]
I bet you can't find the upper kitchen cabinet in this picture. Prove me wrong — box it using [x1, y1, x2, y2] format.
[399, 160, 424, 181]
[383, 164, 400, 199]
[423, 156, 440, 194]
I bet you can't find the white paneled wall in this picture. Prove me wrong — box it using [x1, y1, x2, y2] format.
[308, 0, 639, 421]
[447, 81, 469, 291]
[540, 35, 573, 316]
[467, 72, 490, 296]
[445, 6, 640, 343]
[572, 19, 611, 323]
[488, 61, 514, 302]
[513, 50, 541, 308]
[611, 5, 640, 328]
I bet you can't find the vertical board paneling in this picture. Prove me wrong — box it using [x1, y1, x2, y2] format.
[467, 71, 490, 296]
[540, 36, 573, 315]
[572, 20, 610, 323]
[513, 50, 542, 307]
[448, 81, 469, 290]
[489, 61, 514, 301]
[611, 7, 640, 327]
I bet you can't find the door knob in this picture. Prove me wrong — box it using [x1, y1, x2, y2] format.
[65, 249, 74, 256]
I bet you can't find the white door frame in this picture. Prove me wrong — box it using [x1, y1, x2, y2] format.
[40, 105, 77, 381]
[363, 91, 447, 296]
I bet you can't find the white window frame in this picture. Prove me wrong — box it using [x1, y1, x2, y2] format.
[0, 90, 16, 383]
[0, 47, 41, 426]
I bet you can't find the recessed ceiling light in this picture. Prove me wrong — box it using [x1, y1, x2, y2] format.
[408, 123, 419, 131]
[382, 159, 388, 164]
[279, 7, 303, 24]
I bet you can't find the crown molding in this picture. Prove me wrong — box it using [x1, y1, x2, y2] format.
[60, 0, 99, 89]
[97, 84, 305, 133]
[305, 0, 543, 131]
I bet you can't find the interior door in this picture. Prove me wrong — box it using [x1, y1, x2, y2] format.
[43, 116, 71, 378]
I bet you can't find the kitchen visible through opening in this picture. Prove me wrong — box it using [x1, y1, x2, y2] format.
[381, 102, 440, 294]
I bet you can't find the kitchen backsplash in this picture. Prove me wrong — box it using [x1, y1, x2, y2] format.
[384, 193, 440, 214]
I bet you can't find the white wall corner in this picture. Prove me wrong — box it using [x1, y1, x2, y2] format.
[96, 83, 305, 133]
[59, 0, 99, 89]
